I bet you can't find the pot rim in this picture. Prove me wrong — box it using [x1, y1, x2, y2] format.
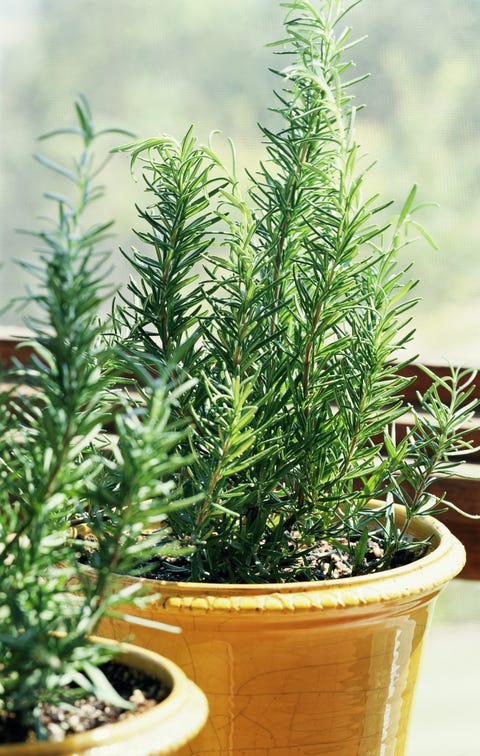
[130, 505, 466, 611]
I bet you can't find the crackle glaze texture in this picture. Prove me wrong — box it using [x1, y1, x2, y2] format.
[99, 509, 465, 755]
[1, 644, 208, 756]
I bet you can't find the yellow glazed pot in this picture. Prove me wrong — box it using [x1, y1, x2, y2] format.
[1, 640, 208, 756]
[99, 508, 465, 755]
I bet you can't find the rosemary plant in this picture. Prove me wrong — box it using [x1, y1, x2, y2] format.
[0, 97, 193, 743]
[112, 0, 478, 583]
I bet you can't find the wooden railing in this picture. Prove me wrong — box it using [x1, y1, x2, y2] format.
[1, 331, 479, 578]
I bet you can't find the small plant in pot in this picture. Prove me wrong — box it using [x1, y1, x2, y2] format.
[93, 0, 478, 752]
[0, 100, 207, 753]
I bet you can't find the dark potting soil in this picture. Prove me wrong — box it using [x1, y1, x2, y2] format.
[142, 536, 427, 582]
[0, 660, 170, 745]
[76, 523, 427, 582]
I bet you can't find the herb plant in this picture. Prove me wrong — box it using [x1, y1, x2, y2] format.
[112, 0, 478, 583]
[0, 97, 193, 743]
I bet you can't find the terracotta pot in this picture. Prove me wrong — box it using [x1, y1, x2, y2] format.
[1, 640, 208, 755]
[98, 507, 465, 755]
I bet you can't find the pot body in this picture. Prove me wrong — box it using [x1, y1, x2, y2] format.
[99, 509, 465, 755]
[1, 641, 208, 756]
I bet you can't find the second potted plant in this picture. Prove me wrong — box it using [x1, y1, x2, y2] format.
[0, 96, 207, 754]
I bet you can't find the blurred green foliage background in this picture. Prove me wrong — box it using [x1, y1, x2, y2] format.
[1, 0, 479, 364]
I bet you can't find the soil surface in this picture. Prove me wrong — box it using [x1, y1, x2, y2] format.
[144, 536, 426, 582]
[77, 523, 427, 582]
[0, 660, 170, 745]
